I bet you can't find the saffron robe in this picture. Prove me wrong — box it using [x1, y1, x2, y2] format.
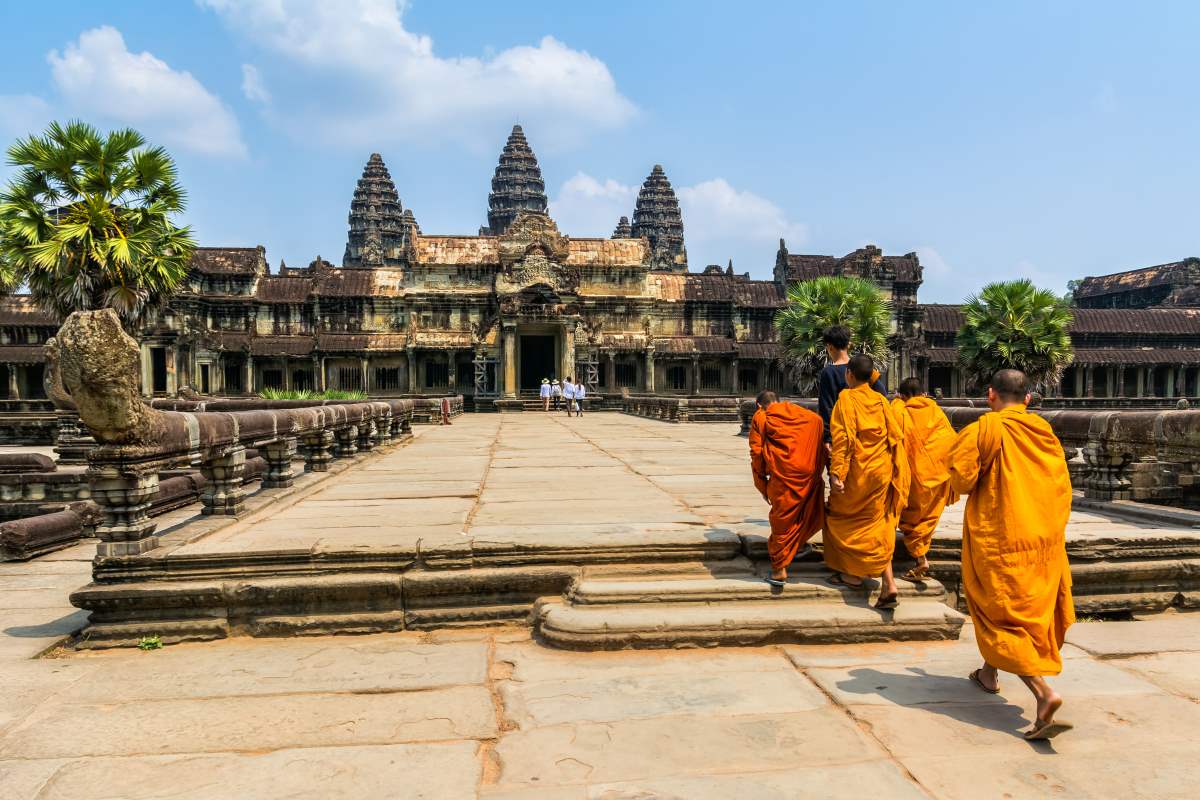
[895, 396, 959, 558]
[825, 381, 910, 577]
[749, 402, 826, 571]
[949, 405, 1074, 676]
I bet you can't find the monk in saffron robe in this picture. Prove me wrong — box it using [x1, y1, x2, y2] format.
[892, 377, 958, 581]
[825, 355, 910, 608]
[749, 390, 825, 586]
[949, 369, 1074, 740]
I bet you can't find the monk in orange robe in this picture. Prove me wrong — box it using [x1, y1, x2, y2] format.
[892, 378, 958, 581]
[949, 369, 1074, 740]
[825, 355, 910, 608]
[749, 390, 826, 586]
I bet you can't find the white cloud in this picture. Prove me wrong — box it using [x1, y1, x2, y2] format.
[241, 64, 270, 103]
[46, 26, 246, 157]
[200, 0, 635, 150]
[550, 172, 806, 276]
[0, 95, 54, 141]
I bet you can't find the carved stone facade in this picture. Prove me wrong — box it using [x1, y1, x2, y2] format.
[630, 165, 687, 271]
[483, 125, 548, 236]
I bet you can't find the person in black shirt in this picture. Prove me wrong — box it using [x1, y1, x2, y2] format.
[817, 325, 886, 442]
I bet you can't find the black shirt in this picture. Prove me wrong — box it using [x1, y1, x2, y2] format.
[817, 363, 887, 441]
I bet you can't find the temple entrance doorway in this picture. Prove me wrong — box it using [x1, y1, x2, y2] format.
[519, 334, 556, 393]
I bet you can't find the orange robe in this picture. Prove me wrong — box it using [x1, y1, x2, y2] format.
[949, 405, 1074, 676]
[825, 382, 910, 578]
[897, 396, 959, 558]
[749, 402, 826, 571]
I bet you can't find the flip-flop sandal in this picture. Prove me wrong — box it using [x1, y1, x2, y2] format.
[764, 576, 787, 588]
[902, 565, 929, 582]
[1024, 718, 1074, 740]
[874, 593, 899, 610]
[826, 574, 864, 589]
[968, 668, 1000, 694]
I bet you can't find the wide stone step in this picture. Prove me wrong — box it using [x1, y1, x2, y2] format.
[569, 570, 948, 606]
[538, 598, 965, 650]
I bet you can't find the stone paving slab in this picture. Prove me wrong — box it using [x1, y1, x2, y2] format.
[1117, 651, 1200, 699]
[1066, 612, 1200, 656]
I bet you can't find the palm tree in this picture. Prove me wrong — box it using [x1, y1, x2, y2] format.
[956, 279, 1074, 394]
[0, 120, 195, 327]
[775, 275, 892, 390]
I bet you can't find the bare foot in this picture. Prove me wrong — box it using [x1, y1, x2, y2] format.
[1037, 691, 1063, 725]
[770, 569, 787, 581]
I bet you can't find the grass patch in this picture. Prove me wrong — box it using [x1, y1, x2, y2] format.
[137, 635, 163, 651]
[259, 388, 367, 401]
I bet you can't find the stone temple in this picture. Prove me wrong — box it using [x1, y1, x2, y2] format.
[1, 124, 1200, 406]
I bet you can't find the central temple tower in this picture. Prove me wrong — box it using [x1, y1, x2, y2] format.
[484, 125, 548, 236]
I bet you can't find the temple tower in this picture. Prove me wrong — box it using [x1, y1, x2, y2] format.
[631, 165, 687, 271]
[485, 125, 548, 236]
[343, 153, 407, 268]
[611, 215, 632, 238]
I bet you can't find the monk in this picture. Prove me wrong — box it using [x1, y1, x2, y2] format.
[825, 355, 910, 609]
[949, 369, 1075, 740]
[892, 377, 958, 581]
[749, 390, 826, 586]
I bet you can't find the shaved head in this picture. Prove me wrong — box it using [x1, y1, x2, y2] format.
[898, 377, 924, 399]
[990, 369, 1029, 403]
[756, 390, 778, 408]
[847, 354, 874, 383]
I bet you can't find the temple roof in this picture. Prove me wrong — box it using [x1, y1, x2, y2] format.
[190, 246, 267, 277]
[316, 267, 406, 297]
[652, 335, 735, 354]
[343, 153, 407, 268]
[0, 296, 58, 326]
[486, 125, 548, 236]
[1074, 259, 1197, 300]
[255, 276, 314, 303]
[919, 304, 1200, 335]
[646, 273, 780, 305]
[0, 345, 46, 364]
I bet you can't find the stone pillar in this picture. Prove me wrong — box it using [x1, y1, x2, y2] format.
[1136, 367, 1145, 398]
[1167, 368, 1176, 398]
[283, 359, 292, 392]
[316, 356, 327, 393]
[562, 322, 576, 383]
[360, 357, 369, 394]
[88, 461, 162, 556]
[645, 347, 656, 393]
[407, 346, 418, 394]
[7, 366, 19, 400]
[730, 358, 739, 395]
[139, 344, 153, 397]
[166, 345, 178, 396]
[302, 430, 334, 472]
[245, 356, 255, 396]
[1073, 366, 1084, 397]
[261, 438, 298, 489]
[357, 420, 376, 452]
[448, 354, 458, 393]
[691, 357, 700, 396]
[502, 324, 517, 398]
[335, 425, 359, 458]
[605, 353, 616, 392]
[1084, 366, 1095, 398]
[200, 446, 247, 516]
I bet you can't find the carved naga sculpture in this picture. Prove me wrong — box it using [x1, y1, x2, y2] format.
[48, 309, 165, 447]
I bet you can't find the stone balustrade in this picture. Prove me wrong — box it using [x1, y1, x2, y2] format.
[0, 399, 57, 445]
[622, 395, 740, 423]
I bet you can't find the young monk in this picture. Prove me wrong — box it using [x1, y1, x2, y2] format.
[748, 390, 826, 586]
[892, 377, 958, 581]
[949, 369, 1075, 740]
[825, 355, 910, 609]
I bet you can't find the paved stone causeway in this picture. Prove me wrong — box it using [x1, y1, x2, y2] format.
[3, 416, 1199, 797]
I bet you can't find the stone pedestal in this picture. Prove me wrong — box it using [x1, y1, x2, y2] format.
[261, 438, 298, 489]
[357, 420, 377, 452]
[88, 460, 165, 557]
[374, 414, 392, 446]
[53, 411, 95, 466]
[200, 446, 247, 516]
[335, 426, 359, 458]
[302, 430, 334, 472]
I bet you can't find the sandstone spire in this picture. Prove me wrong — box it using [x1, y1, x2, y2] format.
[611, 215, 632, 239]
[485, 125, 548, 236]
[631, 164, 686, 270]
[343, 153, 407, 268]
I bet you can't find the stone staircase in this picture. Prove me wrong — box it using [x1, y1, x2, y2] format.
[535, 560, 965, 650]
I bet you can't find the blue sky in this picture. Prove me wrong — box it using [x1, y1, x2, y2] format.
[1, 1, 1197, 302]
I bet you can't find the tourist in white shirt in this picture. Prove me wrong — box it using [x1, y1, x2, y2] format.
[562, 377, 576, 417]
[574, 380, 587, 416]
[539, 378, 551, 411]
[551, 379, 562, 411]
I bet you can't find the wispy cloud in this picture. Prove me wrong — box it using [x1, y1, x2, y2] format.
[241, 64, 270, 104]
[200, 0, 636, 151]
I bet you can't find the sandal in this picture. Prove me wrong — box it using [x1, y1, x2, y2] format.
[826, 573, 864, 589]
[1024, 718, 1074, 740]
[764, 576, 787, 588]
[968, 668, 1000, 695]
[902, 564, 929, 582]
[874, 592, 899, 610]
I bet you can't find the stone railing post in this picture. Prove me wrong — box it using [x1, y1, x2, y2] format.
[88, 459, 164, 556]
[335, 425, 359, 458]
[374, 411, 393, 445]
[357, 419, 377, 452]
[677, 399, 689, 423]
[302, 430, 334, 472]
[200, 445, 247, 516]
[261, 437, 298, 489]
